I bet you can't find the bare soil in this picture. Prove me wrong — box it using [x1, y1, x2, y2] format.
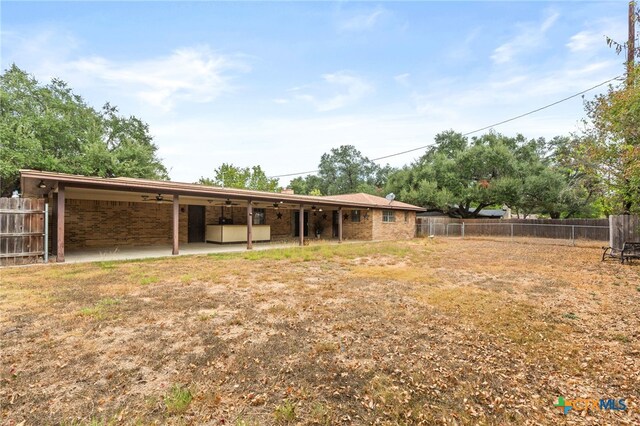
[1, 238, 638, 425]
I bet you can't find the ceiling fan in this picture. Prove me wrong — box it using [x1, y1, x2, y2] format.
[141, 194, 170, 204]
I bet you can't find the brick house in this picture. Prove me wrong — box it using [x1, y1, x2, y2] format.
[19, 170, 424, 262]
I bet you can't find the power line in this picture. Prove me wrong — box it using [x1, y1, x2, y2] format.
[269, 75, 623, 179]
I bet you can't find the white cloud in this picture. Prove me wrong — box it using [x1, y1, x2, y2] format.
[338, 6, 386, 32]
[491, 11, 559, 64]
[2, 29, 248, 112]
[63, 46, 248, 111]
[290, 71, 373, 112]
[566, 30, 605, 52]
[394, 73, 411, 86]
[566, 19, 625, 55]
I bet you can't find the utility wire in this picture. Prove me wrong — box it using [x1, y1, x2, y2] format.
[269, 75, 623, 179]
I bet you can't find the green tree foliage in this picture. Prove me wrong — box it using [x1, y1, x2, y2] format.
[582, 66, 640, 214]
[198, 163, 279, 192]
[291, 145, 392, 196]
[385, 131, 601, 218]
[0, 65, 168, 196]
[289, 175, 324, 196]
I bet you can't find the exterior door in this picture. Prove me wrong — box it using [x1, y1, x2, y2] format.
[332, 211, 339, 237]
[293, 212, 309, 237]
[188, 205, 205, 243]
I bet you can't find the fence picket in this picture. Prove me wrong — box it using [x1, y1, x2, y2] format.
[0, 198, 46, 266]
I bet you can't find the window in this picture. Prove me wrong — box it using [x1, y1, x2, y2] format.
[351, 209, 361, 222]
[382, 210, 395, 223]
[253, 208, 266, 225]
[404, 211, 409, 223]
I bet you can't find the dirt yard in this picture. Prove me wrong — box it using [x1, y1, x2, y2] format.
[1, 238, 638, 425]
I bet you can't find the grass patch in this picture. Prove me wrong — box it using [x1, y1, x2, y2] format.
[274, 399, 296, 424]
[164, 384, 193, 414]
[563, 312, 579, 320]
[139, 275, 159, 286]
[77, 297, 121, 320]
[421, 288, 562, 344]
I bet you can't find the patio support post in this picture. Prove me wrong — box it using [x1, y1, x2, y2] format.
[338, 207, 343, 243]
[299, 205, 304, 246]
[172, 195, 179, 255]
[56, 183, 65, 262]
[247, 201, 253, 250]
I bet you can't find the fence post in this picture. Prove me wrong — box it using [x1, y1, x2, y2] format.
[571, 225, 575, 246]
[510, 223, 514, 239]
[461, 222, 465, 239]
[44, 202, 49, 263]
[446, 223, 449, 237]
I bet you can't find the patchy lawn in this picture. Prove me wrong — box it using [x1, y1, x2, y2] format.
[1, 239, 638, 425]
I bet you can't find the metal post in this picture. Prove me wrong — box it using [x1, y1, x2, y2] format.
[510, 223, 514, 239]
[461, 222, 465, 239]
[571, 225, 575, 246]
[44, 202, 49, 263]
[446, 223, 449, 237]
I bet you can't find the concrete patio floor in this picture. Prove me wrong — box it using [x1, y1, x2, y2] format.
[63, 241, 301, 264]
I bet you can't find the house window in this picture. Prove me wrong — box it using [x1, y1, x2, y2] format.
[383, 210, 395, 223]
[253, 208, 266, 225]
[404, 211, 409, 223]
[351, 210, 361, 222]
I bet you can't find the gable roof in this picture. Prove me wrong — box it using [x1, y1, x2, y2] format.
[324, 193, 422, 211]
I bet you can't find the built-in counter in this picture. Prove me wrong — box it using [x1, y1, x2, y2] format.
[206, 225, 271, 243]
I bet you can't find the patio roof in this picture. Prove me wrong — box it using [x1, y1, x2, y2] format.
[20, 169, 425, 211]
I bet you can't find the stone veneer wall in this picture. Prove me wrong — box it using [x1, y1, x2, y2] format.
[371, 209, 416, 240]
[66, 199, 188, 249]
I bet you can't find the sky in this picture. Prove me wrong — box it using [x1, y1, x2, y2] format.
[1, 1, 630, 186]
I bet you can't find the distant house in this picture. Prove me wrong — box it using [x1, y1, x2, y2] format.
[20, 170, 424, 262]
[417, 207, 512, 219]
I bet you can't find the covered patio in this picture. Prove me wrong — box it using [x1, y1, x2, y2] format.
[20, 170, 422, 263]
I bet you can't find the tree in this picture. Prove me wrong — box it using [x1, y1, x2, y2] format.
[317, 145, 391, 195]
[385, 130, 600, 218]
[582, 67, 640, 213]
[0, 65, 168, 196]
[580, 2, 640, 213]
[287, 145, 391, 196]
[198, 163, 279, 192]
[289, 175, 324, 195]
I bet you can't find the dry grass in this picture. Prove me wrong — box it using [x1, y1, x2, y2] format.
[1, 238, 639, 425]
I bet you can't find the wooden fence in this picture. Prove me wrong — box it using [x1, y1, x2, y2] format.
[416, 217, 610, 242]
[0, 198, 46, 266]
[609, 215, 640, 249]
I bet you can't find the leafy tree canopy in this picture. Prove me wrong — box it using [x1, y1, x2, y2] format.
[290, 145, 392, 196]
[198, 163, 279, 192]
[0, 65, 168, 196]
[385, 130, 601, 218]
[581, 66, 640, 214]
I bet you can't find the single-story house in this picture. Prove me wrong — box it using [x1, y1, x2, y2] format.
[19, 170, 425, 262]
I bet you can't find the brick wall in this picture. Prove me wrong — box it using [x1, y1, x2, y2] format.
[371, 209, 416, 240]
[340, 209, 373, 240]
[66, 199, 188, 249]
[64, 200, 415, 249]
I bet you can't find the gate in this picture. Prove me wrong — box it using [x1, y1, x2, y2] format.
[0, 198, 47, 266]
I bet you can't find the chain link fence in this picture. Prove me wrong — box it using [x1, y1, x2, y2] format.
[416, 218, 609, 246]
